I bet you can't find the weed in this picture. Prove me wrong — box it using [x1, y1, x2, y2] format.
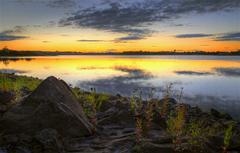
[160, 83, 174, 117]
[167, 104, 187, 150]
[186, 120, 209, 151]
[223, 122, 235, 153]
[131, 89, 145, 143]
[85, 88, 109, 127]
[0, 74, 41, 100]
[136, 115, 143, 144]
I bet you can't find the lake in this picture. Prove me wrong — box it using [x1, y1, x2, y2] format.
[1, 55, 240, 119]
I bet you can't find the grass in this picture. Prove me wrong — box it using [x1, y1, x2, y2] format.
[130, 89, 144, 143]
[167, 105, 187, 150]
[186, 119, 211, 152]
[0, 74, 41, 92]
[223, 122, 235, 153]
[0, 73, 41, 101]
[73, 87, 109, 129]
[1, 74, 237, 152]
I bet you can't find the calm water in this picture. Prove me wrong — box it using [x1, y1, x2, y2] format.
[1, 55, 240, 119]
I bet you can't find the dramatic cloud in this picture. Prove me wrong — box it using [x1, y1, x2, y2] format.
[0, 26, 28, 41]
[77, 39, 109, 42]
[214, 32, 240, 41]
[214, 67, 240, 77]
[47, 0, 76, 8]
[15, 0, 77, 8]
[175, 70, 213, 76]
[175, 32, 240, 41]
[175, 33, 213, 38]
[0, 26, 25, 35]
[59, 0, 240, 41]
[0, 35, 28, 41]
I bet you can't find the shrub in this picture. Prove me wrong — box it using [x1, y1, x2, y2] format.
[167, 105, 187, 150]
[136, 116, 143, 144]
[223, 122, 235, 152]
[85, 88, 109, 127]
[186, 120, 210, 151]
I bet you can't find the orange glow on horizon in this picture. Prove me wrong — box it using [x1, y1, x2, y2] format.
[0, 34, 239, 52]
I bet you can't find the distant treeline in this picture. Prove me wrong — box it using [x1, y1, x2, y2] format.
[0, 48, 240, 56]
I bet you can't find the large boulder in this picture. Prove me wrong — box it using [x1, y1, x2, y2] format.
[0, 90, 15, 105]
[0, 76, 94, 137]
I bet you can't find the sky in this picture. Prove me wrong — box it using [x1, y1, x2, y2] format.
[0, 0, 239, 52]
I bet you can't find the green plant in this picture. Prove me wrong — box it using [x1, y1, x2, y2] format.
[160, 97, 170, 117]
[0, 74, 41, 101]
[145, 100, 154, 134]
[186, 118, 226, 152]
[177, 87, 184, 103]
[85, 88, 109, 127]
[160, 83, 174, 117]
[164, 83, 173, 98]
[223, 122, 235, 153]
[86, 88, 109, 111]
[136, 115, 143, 144]
[167, 105, 187, 150]
[186, 119, 210, 152]
[131, 89, 149, 144]
[130, 89, 143, 114]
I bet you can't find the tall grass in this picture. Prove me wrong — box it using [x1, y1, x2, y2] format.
[223, 122, 235, 153]
[186, 119, 211, 151]
[144, 88, 156, 134]
[130, 89, 144, 143]
[0, 74, 41, 101]
[0, 74, 40, 92]
[85, 88, 109, 128]
[160, 83, 174, 117]
[167, 104, 187, 150]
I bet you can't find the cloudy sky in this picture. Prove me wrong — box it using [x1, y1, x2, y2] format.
[0, 0, 239, 52]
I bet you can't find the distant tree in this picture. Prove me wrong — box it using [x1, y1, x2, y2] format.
[1, 46, 10, 54]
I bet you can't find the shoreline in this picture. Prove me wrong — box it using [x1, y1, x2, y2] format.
[0, 74, 240, 152]
[1, 49, 240, 57]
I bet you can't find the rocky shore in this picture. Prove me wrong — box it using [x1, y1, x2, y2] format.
[0, 75, 239, 153]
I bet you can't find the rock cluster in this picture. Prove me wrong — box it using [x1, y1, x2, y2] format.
[0, 76, 239, 153]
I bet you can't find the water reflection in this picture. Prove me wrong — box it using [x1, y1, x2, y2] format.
[80, 66, 155, 95]
[0, 57, 33, 66]
[174, 67, 240, 77]
[0, 55, 239, 119]
[0, 69, 28, 74]
[174, 70, 213, 76]
[215, 67, 240, 77]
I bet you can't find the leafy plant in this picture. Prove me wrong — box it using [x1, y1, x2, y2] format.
[130, 90, 145, 144]
[160, 83, 175, 117]
[186, 119, 210, 152]
[167, 105, 187, 150]
[223, 122, 235, 153]
[85, 88, 109, 127]
[145, 101, 154, 134]
[136, 116, 143, 144]
[0, 74, 41, 101]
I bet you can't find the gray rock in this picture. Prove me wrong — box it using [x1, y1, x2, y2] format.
[0, 90, 15, 105]
[210, 108, 232, 120]
[132, 142, 175, 153]
[0, 76, 94, 137]
[34, 129, 65, 153]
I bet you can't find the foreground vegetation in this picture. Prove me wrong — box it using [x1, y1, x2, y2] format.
[0, 74, 239, 153]
[0, 73, 41, 99]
